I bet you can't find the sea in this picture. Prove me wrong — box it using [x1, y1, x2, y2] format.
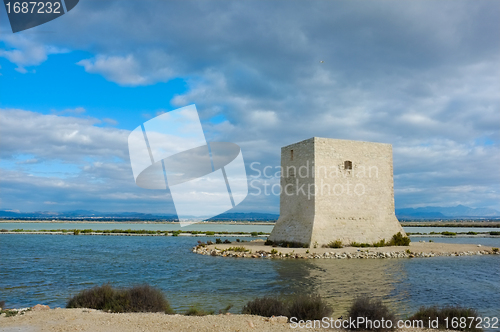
[1, 222, 499, 324]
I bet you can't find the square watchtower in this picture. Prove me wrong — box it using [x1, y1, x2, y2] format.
[268, 137, 405, 247]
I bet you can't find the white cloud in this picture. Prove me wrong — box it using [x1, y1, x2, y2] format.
[77, 53, 175, 86]
[0, 0, 498, 211]
[0, 34, 67, 73]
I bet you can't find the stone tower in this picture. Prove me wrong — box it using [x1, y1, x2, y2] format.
[269, 137, 405, 247]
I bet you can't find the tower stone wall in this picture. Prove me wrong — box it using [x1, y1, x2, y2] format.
[269, 137, 405, 247]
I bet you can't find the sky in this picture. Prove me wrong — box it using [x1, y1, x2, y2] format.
[0, 0, 499, 214]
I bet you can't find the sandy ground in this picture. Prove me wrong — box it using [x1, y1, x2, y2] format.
[202, 240, 495, 256]
[0, 309, 454, 332]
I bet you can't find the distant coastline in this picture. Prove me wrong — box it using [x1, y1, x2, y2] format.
[1, 219, 500, 228]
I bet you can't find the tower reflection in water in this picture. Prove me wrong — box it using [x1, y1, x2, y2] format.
[270, 258, 411, 317]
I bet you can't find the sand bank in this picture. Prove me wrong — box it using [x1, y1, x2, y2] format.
[0, 308, 459, 332]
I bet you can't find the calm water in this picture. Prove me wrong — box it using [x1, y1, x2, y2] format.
[1, 222, 499, 234]
[0, 222, 274, 233]
[1, 234, 499, 321]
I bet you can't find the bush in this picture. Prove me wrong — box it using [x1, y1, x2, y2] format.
[442, 231, 457, 236]
[66, 284, 173, 313]
[288, 294, 333, 321]
[492, 247, 499, 253]
[242, 294, 332, 321]
[205, 231, 215, 236]
[372, 239, 387, 247]
[73, 229, 80, 235]
[215, 238, 222, 244]
[325, 240, 343, 248]
[348, 296, 396, 331]
[490, 231, 500, 236]
[185, 305, 214, 316]
[389, 232, 411, 246]
[264, 240, 308, 248]
[250, 232, 259, 237]
[226, 246, 249, 252]
[172, 230, 181, 237]
[408, 306, 482, 332]
[350, 242, 371, 248]
[242, 297, 289, 317]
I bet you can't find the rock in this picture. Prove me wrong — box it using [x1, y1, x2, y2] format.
[32, 304, 50, 311]
[477, 245, 481, 247]
[247, 320, 255, 328]
[269, 316, 288, 324]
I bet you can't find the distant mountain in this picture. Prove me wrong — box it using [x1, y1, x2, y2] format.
[209, 212, 279, 221]
[0, 209, 279, 221]
[0, 209, 177, 220]
[2, 205, 497, 221]
[396, 205, 500, 219]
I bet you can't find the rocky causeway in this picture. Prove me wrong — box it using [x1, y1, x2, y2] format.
[193, 240, 499, 259]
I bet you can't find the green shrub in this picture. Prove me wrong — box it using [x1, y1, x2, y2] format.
[171, 230, 181, 237]
[66, 284, 173, 313]
[350, 242, 371, 248]
[348, 296, 396, 331]
[325, 240, 343, 248]
[73, 229, 80, 235]
[492, 247, 499, 253]
[265, 240, 308, 248]
[2, 310, 18, 317]
[389, 232, 411, 246]
[205, 231, 215, 236]
[226, 246, 249, 252]
[185, 305, 214, 316]
[442, 231, 457, 236]
[467, 231, 478, 235]
[215, 238, 222, 244]
[408, 306, 482, 332]
[490, 231, 500, 236]
[219, 304, 233, 314]
[270, 249, 278, 255]
[242, 297, 289, 317]
[372, 239, 387, 247]
[288, 294, 333, 321]
[250, 232, 259, 237]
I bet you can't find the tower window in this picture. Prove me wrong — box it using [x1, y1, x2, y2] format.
[344, 160, 352, 170]
[291, 150, 294, 161]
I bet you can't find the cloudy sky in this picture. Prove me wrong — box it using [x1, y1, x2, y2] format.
[0, 0, 499, 214]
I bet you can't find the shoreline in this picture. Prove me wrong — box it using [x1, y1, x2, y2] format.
[0, 308, 462, 332]
[1, 219, 500, 227]
[1, 230, 499, 238]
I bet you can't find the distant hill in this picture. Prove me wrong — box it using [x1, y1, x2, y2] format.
[0, 209, 279, 221]
[1, 205, 498, 221]
[396, 205, 500, 219]
[0, 209, 177, 220]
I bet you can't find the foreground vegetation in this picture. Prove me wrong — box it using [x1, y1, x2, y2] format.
[66, 284, 173, 313]
[2, 287, 485, 331]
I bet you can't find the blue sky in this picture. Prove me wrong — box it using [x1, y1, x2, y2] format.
[0, 0, 499, 214]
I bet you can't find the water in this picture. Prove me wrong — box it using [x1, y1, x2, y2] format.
[404, 227, 499, 234]
[1, 234, 499, 321]
[2, 223, 498, 234]
[0, 222, 274, 233]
